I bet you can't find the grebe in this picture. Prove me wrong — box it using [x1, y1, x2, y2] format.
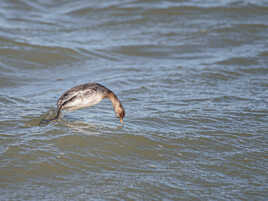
[45, 83, 125, 123]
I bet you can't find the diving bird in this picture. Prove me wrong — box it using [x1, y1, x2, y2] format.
[45, 83, 125, 123]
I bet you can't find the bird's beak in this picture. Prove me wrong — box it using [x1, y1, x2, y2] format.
[120, 118, 123, 123]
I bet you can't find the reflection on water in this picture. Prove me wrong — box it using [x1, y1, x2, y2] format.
[61, 120, 124, 135]
[0, 0, 268, 200]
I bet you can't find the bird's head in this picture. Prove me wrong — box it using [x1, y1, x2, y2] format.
[117, 106, 125, 123]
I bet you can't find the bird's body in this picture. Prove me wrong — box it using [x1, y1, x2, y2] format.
[46, 83, 125, 123]
[57, 83, 107, 111]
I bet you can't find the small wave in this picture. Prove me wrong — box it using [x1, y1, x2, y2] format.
[0, 38, 82, 67]
[216, 57, 258, 66]
[211, 95, 252, 103]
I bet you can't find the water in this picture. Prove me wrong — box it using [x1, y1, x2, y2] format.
[0, 0, 268, 200]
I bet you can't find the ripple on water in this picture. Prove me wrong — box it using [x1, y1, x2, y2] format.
[0, 0, 268, 200]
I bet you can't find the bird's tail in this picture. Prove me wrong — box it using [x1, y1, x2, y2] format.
[40, 105, 62, 125]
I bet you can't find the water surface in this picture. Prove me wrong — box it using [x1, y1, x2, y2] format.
[0, 0, 268, 200]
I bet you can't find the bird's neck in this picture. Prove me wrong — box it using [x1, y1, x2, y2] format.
[106, 90, 125, 122]
[107, 92, 121, 110]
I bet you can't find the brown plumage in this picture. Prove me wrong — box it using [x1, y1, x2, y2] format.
[47, 83, 125, 123]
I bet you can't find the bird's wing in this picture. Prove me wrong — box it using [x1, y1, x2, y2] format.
[57, 90, 79, 108]
[57, 85, 97, 108]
